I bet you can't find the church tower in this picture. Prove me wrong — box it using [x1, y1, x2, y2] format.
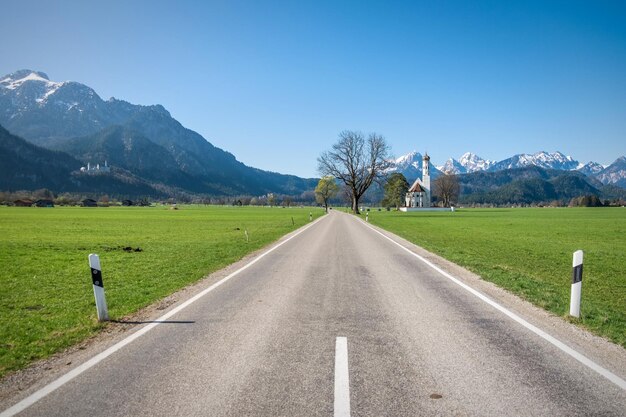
[422, 153, 431, 207]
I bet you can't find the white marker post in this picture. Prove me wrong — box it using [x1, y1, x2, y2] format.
[570, 250, 583, 318]
[309, 212, 313, 222]
[89, 254, 109, 321]
[365, 212, 369, 222]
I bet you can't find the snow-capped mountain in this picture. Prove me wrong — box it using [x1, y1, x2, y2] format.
[394, 149, 626, 188]
[0, 70, 64, 102]
[438, 158, 466, 174]
[389, 151, 421, 178]
[0, 69, 127, 142]
[0, 69, 318, 196]
[595, 157, 626, 188]
[438, 152, 495, 174]
[489, 151, 579, 172]
[387, 151, 442, 182]
[459, 152, 495, 172]
[1, 70, 101, 114]
[576, 161, 605, 177]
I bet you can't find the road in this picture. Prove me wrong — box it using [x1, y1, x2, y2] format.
[2, 210, 626, 416]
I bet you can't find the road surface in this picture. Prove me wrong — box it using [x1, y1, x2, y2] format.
[2, 210, 626, 416]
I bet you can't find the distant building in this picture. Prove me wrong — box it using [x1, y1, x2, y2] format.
[80, 161, 111, 174]
[404, 153, 432, 208]
[82, 198, 98, 207]
[14, 199, 34, 207]
[34, 199, 54, 208]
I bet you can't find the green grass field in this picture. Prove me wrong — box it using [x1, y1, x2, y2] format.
[366, 207, 626, 348]
[0, 205, 322, 378]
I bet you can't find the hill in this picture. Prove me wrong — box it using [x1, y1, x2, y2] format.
[0, 70, 317, 196]
[0, 125, 167, 197]
[457, 166, 610, 205]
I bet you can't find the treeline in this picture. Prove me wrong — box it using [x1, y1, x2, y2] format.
[0, 189, 323, 207]
[457, 198, 626, 208]
[455, 167, 626, 207]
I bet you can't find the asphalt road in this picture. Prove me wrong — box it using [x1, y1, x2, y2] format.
[3, 210, 626, 416]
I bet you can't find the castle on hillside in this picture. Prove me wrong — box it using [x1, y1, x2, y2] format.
[404, 153, 431, 208]
[80, 161, 110, 174]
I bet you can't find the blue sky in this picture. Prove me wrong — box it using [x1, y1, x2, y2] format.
[1, 0, 625, 177]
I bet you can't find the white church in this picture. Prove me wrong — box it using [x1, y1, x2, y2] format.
[404, 153, 432, 209]
[399, 153, 453, 212]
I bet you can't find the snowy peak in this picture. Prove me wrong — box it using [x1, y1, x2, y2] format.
[0, 69, 68, 105]
[393, 151, 422, 168]
[577, 161, 604, 176]
[490, 151, 579, 171]
[0, 70, 57, 90]
[532, 150, 575, 166]
[437, 152, 494, 174]
[394, 149, 625, 188]
[387, 151, 442, 181]
[595, 156, 626, 187]
[0, 69, 105, 115]
[438, 158, 465, 174]
[458, 152, 495, 172]
[1, 69, 50, 82]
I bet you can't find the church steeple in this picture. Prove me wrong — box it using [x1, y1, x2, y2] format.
[422, 153, 431, 207]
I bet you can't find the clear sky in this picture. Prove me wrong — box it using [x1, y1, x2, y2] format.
[1, 0, 625, 177]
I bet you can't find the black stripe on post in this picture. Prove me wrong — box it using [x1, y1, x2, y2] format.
[572, 264, 583, 284]
[91, 268, 104, 288]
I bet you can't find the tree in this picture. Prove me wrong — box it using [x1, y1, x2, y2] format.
[382, 173, 409, 209]
[318, 130, 391, 214]
[568, 195, 604, 207]
[433, 174, 460, 207]
[33, 188, 54, 200]
[98, 194, 110, 207]
[315, 176, 339, 212]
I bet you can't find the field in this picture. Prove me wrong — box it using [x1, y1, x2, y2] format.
[367, 207, 626, 348]
[0, 205, 322, 378]
[2, 206, 624, 379]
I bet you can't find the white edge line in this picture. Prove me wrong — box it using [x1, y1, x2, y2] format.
[0, 215, 327, 417]
[360, 219, 626, 391]
[334, 336, 351, 417]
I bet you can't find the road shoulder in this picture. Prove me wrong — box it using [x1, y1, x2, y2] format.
[352, 213, 626, 382]
[0, 215, 326, 410]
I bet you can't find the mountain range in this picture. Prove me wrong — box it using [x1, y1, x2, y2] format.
[0, 69, 317, 197]
[1, 69, 624, 203]
[389, 151, 626, 189]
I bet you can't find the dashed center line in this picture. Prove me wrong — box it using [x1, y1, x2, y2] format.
[334, 336, 351, 417]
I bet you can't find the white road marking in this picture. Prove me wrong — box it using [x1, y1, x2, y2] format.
[334, 337, 351, 417]
[361, 219, 626, 391]
[0, 215, 327, 417]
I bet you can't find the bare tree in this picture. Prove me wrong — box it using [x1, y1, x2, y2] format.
[433, 174, 460, 207]
[318, 131, 391, 214]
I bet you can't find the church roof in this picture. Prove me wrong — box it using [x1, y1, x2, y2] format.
[408, 181, 426, 192]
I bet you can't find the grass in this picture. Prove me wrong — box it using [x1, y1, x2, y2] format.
[365, 207, 626, 348]
[0, 205, 322, 378]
